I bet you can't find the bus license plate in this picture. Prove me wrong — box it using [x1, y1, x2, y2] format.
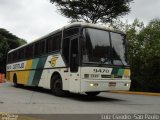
[109, 82, 116, 87]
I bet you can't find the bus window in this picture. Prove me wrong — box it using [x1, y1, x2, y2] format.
[39, 40, 45, 55]
[82, 28, 111, 64]
[110, 32, 127, 66]
[34, 42, 39, 57]
[8, 53, 12, 63]
[26, 45, 33, 59]
[64, 28, 79, 38]
[18, 48, 25, 60]
[13, 51, 18, 62]
[47, 33, 61, 53]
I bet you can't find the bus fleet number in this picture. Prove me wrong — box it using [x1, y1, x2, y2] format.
[93, 69, 109, 73]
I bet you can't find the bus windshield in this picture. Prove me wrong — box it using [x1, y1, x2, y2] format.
[82, 28, 128, 66]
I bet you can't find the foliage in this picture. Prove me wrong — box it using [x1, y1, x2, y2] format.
[0, 28, 27, 73]
[50, 0, 133, 23]
[114, 19, 160, 92]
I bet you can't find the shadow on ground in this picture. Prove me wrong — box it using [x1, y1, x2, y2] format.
[12, 84, 125, 102]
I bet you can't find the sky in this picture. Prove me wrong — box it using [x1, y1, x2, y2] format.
[0, 0, 160, 42]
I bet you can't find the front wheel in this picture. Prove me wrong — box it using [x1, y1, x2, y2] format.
[51, 75, 66, 96]
[85, 92, 100, 96]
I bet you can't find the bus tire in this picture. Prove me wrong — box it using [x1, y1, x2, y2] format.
[51, 75, 65, 96]
[85, 92, 100, 96]
[13, 74, 19, 87]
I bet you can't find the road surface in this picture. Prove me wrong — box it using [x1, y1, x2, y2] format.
[0, 82, 160, 114]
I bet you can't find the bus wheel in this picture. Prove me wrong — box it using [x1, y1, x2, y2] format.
[51, 75, 65, 96]
[85, 92, 100, 96]
[13, 74, 19, 87]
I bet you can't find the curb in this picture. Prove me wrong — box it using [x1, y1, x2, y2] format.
[111, 91, 160, 96]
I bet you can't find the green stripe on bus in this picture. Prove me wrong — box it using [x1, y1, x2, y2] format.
[27, 58, 39, 85]
[111, 68, 119, 75]
[27, 70, 36, 85]
[32, 56, 47, 86]
[117, 69, 124, 76]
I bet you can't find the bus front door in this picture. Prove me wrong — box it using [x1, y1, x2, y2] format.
[69, 37, 81, 93]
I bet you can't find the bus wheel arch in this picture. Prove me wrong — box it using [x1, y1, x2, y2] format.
[50, 72, 66, 96]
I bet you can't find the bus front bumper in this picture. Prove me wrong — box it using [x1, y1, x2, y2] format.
[80, 79, 131, 92]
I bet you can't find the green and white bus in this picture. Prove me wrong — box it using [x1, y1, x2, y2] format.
[6, 22, 131, 96]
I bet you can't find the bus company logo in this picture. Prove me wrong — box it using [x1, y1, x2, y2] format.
[49, 56, 58, 67]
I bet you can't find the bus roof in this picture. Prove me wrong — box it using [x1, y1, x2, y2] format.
[8, 22, 124, 53]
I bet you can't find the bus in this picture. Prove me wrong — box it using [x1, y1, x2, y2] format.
[6, 22, 131, 96]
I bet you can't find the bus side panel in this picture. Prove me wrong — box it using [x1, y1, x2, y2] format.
[38, 68, 70, 90]
[6, 54, 70, 91]
[17, 70, 30, 85]
[6, 71, 13, 82]
[38, 54, 69, 90]
[6, 60, 32, 85]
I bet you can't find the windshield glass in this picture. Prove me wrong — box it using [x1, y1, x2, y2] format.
[81, 28, 128, 66]
[110, 32, 127, 65]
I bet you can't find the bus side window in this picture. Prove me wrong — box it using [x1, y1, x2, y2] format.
[13, 51, 18, 62]
[18, 48, 25, 60]
[34, 42, 39, 57]
[52, 34, 61, 51]
[64, 28, 79, 38]
[47, 33, 61, 53]
[26, 45, 33, 59]
[8, 53, 12, 63]
[39, 40, 45, 55]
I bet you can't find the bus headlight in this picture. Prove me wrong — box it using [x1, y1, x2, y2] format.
[90, 83, 98, 87]
[124, 83, 130, 87]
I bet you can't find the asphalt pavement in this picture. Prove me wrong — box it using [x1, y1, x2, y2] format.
[0, 82, 160, 114]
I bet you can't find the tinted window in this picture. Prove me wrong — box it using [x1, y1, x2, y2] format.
[62, 38, 70, 65]
[47, 33, 61, 53]
[18, 48, 25, 60]
[64, 28, 79, 38]
[26, 45, 33, 59]
[8, 53, 13, 63]
[34, 42, 39, 57]
[82, 28, 111, 64]
[110, 32, 127, 65]
[70, 38, 79, 72]
[13, 51, 18, 61]
[39, 40, 45, 55]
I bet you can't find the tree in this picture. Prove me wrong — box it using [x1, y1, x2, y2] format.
[50, 0, 133, 23]
[0, 28, 27, 73]
[113, 19, 160, 92]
